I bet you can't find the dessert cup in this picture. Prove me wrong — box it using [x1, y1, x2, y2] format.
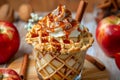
[28, 27, 93, 80]
[26, 5, 94, 80]
[33, 48, 86, 80]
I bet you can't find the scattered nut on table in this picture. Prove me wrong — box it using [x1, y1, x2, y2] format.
[18, 4, 33, 22]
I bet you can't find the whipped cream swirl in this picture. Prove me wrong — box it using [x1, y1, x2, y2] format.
[38, 5, 82, 38]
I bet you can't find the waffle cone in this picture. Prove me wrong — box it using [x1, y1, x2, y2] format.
[33, 48, 86, 80]
[26, 25, 93, 80]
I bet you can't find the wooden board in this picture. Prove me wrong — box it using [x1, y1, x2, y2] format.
[8, 55, 109, 80]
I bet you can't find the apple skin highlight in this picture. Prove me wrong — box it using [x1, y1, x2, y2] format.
[0, 68, 21, 80]
[0, 21, 20, 64]
[96, 16, 120, 57]
[96, 16, 120, 70]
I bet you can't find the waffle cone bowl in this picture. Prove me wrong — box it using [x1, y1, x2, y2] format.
[34, 50, 86, 80]
[26, 2, 94, 80]
[26, 28, 93, 80]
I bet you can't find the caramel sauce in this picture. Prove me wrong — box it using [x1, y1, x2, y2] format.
[52, 38, 59, 43]
[42, 31, 49, 37]
[56, 44, 61, 51]
[29, 5, 85, 53]
[64, 31, 70, 38]
[36, 5, 80, 41]
[51, 42, 61, 51]
[59, 21, 64, 26]
[31, 33, 39, 37]
[63, 39, 70, 44]
[58, 4, 62, 15]
[51, 37, 61, 51]
[42, 38, 48, 43]
[48, 28, 54, 32]
[71, 20, 78, 27]
[78, 27, 81, 32]
[48, 13, 54, 22]
[38, 5, 79, 38]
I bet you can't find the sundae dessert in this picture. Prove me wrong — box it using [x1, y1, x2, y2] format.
[26, 5, 93, 80]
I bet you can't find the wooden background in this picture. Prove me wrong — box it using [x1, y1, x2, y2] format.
[0, 0, 101, 12]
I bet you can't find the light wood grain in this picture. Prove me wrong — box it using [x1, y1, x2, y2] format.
[8, 54, 109, 80]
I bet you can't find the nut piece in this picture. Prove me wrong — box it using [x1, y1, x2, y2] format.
[18, 4, 33, 22]
[0, 4, 14, 22]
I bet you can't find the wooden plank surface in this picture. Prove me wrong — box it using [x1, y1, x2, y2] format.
[8, 54, 109, 80]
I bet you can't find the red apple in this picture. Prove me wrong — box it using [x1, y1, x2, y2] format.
[115, 53, 120, 70]
[0, 21, 20, 64]
[96, 16, 120, 57]
[0, 68, 21, 80]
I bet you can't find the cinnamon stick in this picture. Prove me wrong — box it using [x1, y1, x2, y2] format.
[19, 54, 29, 80]
[85, 54, 105, 71]
[75, 0, 88, 22]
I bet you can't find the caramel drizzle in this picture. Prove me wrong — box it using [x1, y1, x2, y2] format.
[30, 5, 82, 52]
[37, 5, 79, 38]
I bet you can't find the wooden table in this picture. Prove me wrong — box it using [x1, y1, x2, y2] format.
[0, 12, 120, 80]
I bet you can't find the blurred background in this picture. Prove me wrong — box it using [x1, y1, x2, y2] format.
[0, 0, 101, 12]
